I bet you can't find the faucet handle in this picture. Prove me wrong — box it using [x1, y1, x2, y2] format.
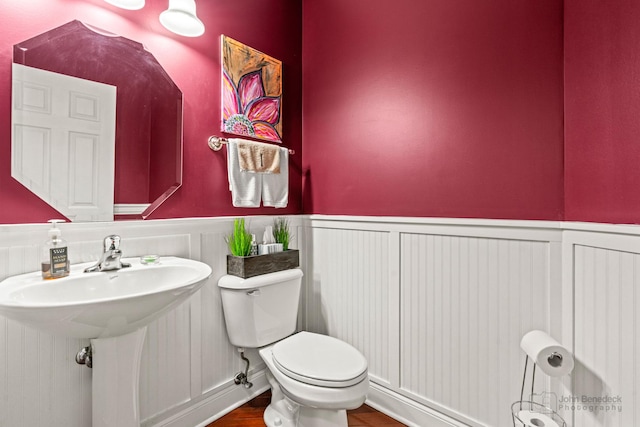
[103, 235, 121, 251]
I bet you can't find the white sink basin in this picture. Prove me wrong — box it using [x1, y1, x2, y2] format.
[0, 256, 212, 338]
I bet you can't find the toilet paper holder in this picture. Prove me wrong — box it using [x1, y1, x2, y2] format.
[511, 329, 575, 427]
[511, 354, 567, 427]
[547, 352, 563, 368]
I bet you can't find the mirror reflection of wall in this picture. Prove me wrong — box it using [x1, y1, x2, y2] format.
[12, 20, 183, 222]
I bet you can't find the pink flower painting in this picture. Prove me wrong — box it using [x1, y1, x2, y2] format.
[221, 36, 282, 143]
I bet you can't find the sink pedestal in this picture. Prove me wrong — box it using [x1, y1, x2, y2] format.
[91, 327, 147, 427]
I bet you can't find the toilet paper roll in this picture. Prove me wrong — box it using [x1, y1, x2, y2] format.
[517, 409, 560, 427]
[520, 330, 574, 377]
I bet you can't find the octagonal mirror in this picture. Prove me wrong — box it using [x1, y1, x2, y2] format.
[11, 20, 183, 221]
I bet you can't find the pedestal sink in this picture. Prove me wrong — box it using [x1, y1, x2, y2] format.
[0, 256, 212, 427]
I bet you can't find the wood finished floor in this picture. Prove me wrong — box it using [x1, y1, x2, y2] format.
[206, 391, 406, 427]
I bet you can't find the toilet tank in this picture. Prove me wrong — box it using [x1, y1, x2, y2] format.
[218, 268, 303, 348]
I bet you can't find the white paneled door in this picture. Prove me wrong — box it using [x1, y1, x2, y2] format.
[12, 63, 116, 221]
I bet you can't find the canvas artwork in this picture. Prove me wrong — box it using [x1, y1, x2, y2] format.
[221, 35, 283, 143]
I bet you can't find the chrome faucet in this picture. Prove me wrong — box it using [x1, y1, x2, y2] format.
[84, 235, 131, 273]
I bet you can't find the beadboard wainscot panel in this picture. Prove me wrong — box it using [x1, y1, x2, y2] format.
[199, 230, 250, 392]
[400, 234, 553, 426]
[140, 215, 300, 427]
[195, 216, 301, 398]
[0, 217, 299, 427]
[0, 226, 105, 427]
[563, 228, 640, 427]
[304, 224, 394, 386]
[304, 216, 564, 427]
[137, 233, 192, 419]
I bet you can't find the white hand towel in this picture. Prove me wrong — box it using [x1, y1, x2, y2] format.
[262, 148, 288, 208]
[227, 139, 261, 207]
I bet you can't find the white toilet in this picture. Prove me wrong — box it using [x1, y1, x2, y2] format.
[218, 268, 369, 427]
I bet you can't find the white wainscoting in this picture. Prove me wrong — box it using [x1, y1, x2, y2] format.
[562, 229, 640, 427]
[303, 227, 394, 385]
[399, 234, 553, 426]
[2, 216, 640, 427]
[0, 217, 291, 427]
[302, 216, 565, 427]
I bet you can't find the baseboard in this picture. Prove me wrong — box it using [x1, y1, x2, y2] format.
[366, 382, 471, 427]
[147, 369, 270, 427]
[150, 372, 469, 427]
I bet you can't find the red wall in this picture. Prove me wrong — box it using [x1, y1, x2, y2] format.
[302, 0, 564, 219]
[0, 0, 302, 224]
[564, 0, 640, 224]
[11, 1, 635, 224]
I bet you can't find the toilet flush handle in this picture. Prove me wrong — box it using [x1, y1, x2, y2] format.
[246, 289, 261, 296]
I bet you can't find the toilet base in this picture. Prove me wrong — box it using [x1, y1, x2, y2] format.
[298, 407, 348, 427]
[264, 402, 348, 427]
[264, 371, 349, 427]
[265, 404, 296, 427]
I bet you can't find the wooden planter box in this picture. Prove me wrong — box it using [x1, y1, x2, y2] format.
[227, 249, 299, 279]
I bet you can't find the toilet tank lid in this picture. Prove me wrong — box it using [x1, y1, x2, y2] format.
[218, 268, 303, 290]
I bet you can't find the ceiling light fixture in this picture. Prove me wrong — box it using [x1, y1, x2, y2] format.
[159, 0, 205, 37]
[104, 0, 145, 10]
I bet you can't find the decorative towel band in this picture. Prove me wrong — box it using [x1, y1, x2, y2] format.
[238, 140, 280, 173]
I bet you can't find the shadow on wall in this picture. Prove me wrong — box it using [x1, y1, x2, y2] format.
[298, 220, 328, 335]
[310, 283, 329, 336]
[303, 168, 313, 213]
[571, 358, 608, 421]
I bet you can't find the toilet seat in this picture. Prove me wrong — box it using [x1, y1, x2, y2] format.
[271, 332, 368, 388]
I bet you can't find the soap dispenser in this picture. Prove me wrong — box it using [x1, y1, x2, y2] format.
[41, 219, 70, 280]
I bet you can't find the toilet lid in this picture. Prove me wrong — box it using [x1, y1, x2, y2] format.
[272, 332, 368, 387]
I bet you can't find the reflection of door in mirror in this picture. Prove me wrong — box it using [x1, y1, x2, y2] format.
[12, 64, 116, 221]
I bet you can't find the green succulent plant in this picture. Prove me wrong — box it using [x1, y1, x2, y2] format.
[226, 218, 252, 256]
[272, 217, 292, 251]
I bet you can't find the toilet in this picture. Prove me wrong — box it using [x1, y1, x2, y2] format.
[218, 268, 369, 427]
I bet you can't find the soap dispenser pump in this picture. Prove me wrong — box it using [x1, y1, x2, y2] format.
[41, 219, 70, 280]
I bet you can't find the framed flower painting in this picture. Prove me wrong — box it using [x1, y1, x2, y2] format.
[221, 35, 283, 143]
